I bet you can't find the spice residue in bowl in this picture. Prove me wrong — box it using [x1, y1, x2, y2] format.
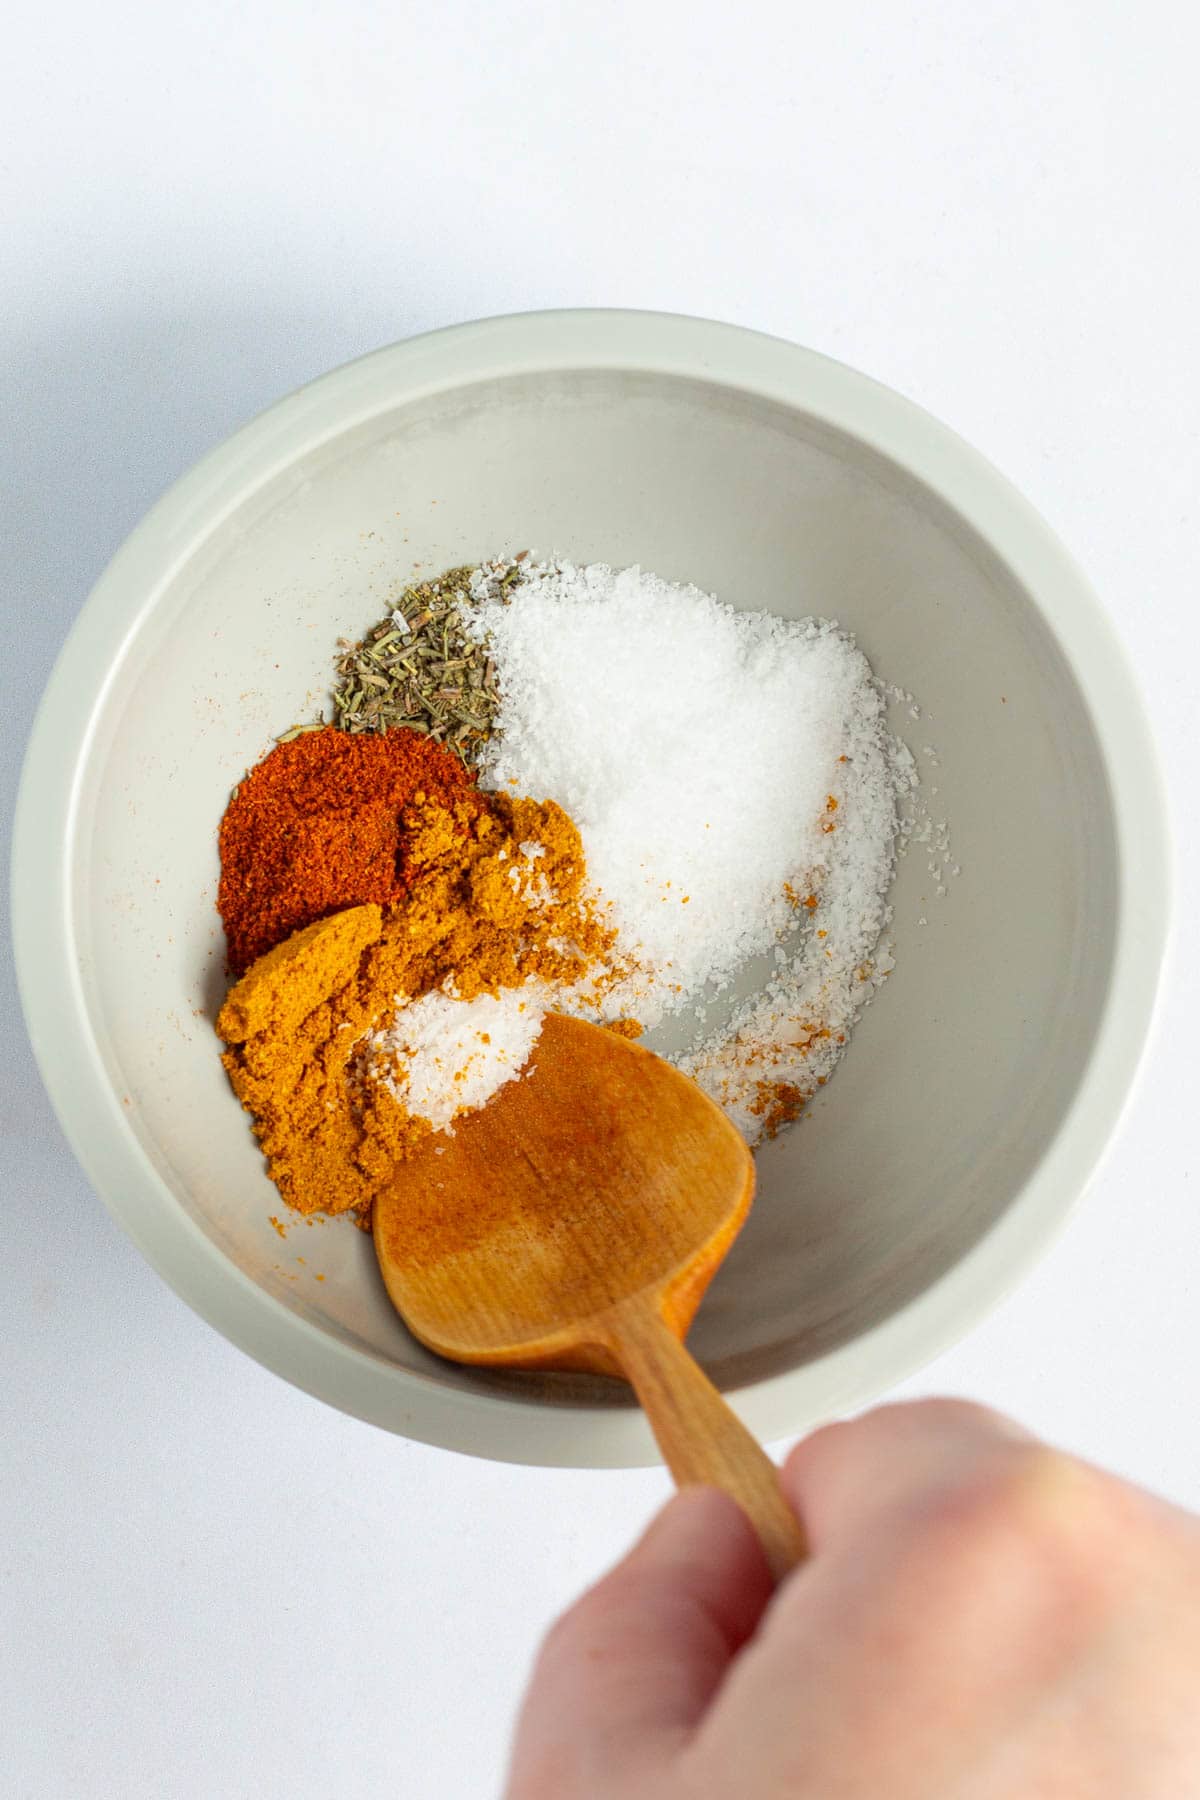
[215, 556, 924, 1231]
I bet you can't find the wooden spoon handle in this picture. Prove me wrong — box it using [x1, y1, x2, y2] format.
[605, 1298, 807, 1582]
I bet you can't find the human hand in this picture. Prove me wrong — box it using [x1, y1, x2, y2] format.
[506, 1400, 1200, 1798]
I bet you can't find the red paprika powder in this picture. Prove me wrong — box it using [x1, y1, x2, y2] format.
[218, 726, 483, 974]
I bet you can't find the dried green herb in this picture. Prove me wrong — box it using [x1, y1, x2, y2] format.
[274, 720, 325, 744]
[330, 560, 524, 760]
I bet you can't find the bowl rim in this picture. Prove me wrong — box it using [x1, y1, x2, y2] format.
[11, 308, 1173, 1467]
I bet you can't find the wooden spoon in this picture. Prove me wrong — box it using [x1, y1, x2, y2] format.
[373, 1012, 806, 1579]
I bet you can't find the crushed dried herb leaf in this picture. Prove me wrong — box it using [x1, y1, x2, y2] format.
[331, 565, 515, 760]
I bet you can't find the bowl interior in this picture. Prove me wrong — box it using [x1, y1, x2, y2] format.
[71, 367, 1116, 1410]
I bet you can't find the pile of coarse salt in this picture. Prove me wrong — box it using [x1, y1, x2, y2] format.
[465, 558, 915, 1141]
[367, 985, 547, 1134]
[366, 558, 917, 1145]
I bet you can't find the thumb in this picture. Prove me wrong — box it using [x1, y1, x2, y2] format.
[506, 1487, 773, 1797]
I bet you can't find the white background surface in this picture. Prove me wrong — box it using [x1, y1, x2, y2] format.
[2, 3, 1198, 1795]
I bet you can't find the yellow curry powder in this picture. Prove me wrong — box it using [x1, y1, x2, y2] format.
[216, 793, 621, 1223]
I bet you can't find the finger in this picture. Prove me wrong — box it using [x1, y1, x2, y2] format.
[506, 1486, 773, 1795]
[782, 1397, 1034, 1549]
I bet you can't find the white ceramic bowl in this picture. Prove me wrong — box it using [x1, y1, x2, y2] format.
[12, 311, 1170, 1466]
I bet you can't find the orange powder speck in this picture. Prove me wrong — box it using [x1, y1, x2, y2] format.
[268, 1216, 287, 1239]
[748, 1081, 808, 1136]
